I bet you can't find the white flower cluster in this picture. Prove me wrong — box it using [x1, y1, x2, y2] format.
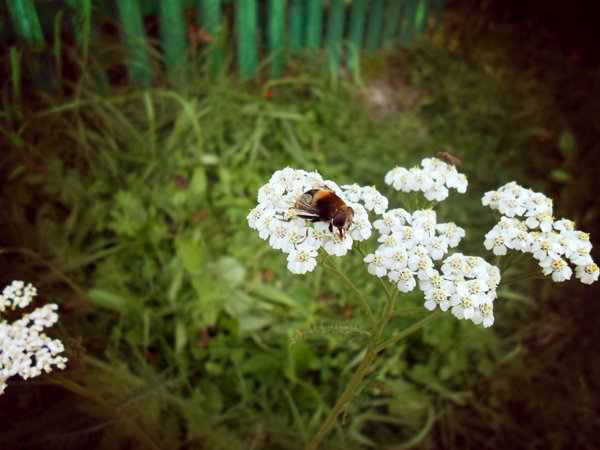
[248, 168, 372, 274]
[384, 157, 468, 201]
[363, 208, 500, 326]
[424, 254, 500, 327]
[341, 184, 389, 214]
[1, 281, 68, 395]
[483, 182, 598, 284]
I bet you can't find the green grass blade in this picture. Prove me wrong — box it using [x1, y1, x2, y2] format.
[6, 0, 44, 44]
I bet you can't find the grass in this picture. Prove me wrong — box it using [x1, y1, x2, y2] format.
[1, 5, 599, 449]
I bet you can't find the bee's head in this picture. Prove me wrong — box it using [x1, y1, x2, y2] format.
[332, 207, 354, 238]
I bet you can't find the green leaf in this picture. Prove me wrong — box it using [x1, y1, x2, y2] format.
[175, 234, 205, 273]
[550, 170, 570, 183]
[558, 131, 575, 152]
[88, 288, 141, 314]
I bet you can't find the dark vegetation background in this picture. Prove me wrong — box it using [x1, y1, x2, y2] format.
[0, 0, 599, 448]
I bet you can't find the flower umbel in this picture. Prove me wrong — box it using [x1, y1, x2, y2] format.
[385, 156, 468, 201]
[482, 182, 598, 284]
[0, 281, 68, 395]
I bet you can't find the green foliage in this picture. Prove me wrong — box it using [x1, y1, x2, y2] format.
[1, 7, 599, 448]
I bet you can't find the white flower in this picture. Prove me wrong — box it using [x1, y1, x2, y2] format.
[482, 182, 553, 219]
[484, 226, 512, 256]
[436, 222, 465, 247]
[423, 181, 449, 202]
[1, 282, 68, 395]
[287, 247, 318, 274]
[418, 270, 455, 297]
[323, 232, 354, 256]
[389, 268, 417, 293]
[539, 256, 572, 282]
[471, 301, 495, 327]
[342, 184, 388, 214]
[1, 281, 37, 311]
[341, 183, 361, 203]
[525, 211, 554, 232]
[385, 158, 468, 200]
[575, 263, 599, 284]
[424, 289, 452, 312]
[364, 252, 388, 278]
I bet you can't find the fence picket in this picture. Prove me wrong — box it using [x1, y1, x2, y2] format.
[366, 0, 385, 51]
[160, 0, 187, 72]
[115, 0, 152, 87]
[236, 0, 259, 78]
[268, 0, 285, 76]
[306, 0, 324, 50]
[399, 0, 417, 46]
[200, 0, 225, 73]
[289, 0, 305, 53]
[381, 0, 402, 50]
[326, 0, 345, 75]
[347, 0, 367, 71]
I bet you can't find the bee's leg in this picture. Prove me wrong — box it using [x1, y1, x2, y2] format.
[296, 227, 309, 245]
[329, 222, 333, 233]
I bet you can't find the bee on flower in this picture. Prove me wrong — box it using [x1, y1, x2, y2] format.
[248, 168, 372, 274]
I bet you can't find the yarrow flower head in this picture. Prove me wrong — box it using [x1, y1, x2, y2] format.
[248, 168, 372, 274]
[384, 157, 468, 201]
[1, 281, 68, 395]
[483, 182, 598, 285]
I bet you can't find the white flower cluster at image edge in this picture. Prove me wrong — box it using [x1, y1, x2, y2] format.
[364, 208, 500, 327]
[483, 182, 599, 284]
[385, 157, 468, 201]
[247, 168, 373, 274]
[1, 281, 68, 395]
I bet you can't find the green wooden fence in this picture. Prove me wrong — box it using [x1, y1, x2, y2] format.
[3, 0, 444, 87]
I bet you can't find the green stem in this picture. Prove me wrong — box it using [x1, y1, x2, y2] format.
[322, 261, 376, 329]
[500, 270, 544, 286]
[375, 310, 444, 353]
[306, 305, 441, 449]
[305, 343, 379, 450]
[389, 306, 428, 317]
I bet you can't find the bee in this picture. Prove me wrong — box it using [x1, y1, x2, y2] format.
[437, 151, 462, 166]
[290, 185, 354, 239]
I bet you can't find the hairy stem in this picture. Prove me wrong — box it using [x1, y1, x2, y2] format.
[306, 303, 442, 449]
[322, 261, 376, 329]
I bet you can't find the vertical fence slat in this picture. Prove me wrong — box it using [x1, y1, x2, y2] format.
[305, 0, 323, 50]
[115, 0, 152, 87]
[289, 0, 305, 52]
[399, 0, 417, 46]
[416, 0, 429, 34]
[431, 0, 445, 32]
[160, 0, 187, 72]
[381, 0, 402, 50]
[200, 0, 224, 73]
[236, 0, 259, 78]
[66, 0, 92, 61]
[347, 0, 367, 71]
[326, 0, 345, 75]
[268, 0, 285, 76]
[365, 0, 385, 51]
[6, 0, 44, 45]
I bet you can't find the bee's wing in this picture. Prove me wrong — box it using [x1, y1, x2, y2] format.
[294, 192, 318, 212]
